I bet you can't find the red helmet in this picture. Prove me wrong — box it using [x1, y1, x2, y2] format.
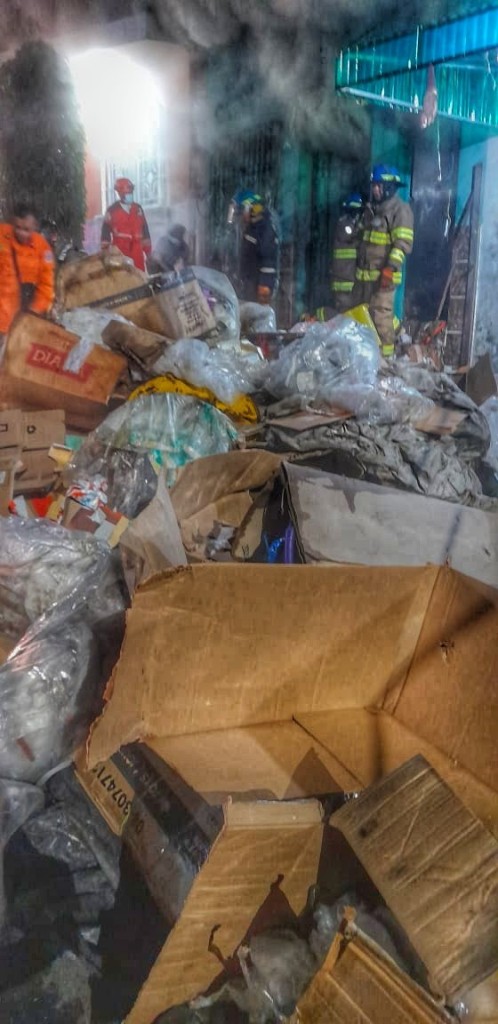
[114, 178, 134, 194]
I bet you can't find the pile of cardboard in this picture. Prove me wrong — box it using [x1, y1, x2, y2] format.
[74, 560, 498, 1023]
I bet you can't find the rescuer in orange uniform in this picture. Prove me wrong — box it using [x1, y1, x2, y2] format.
[101, 178, 152, 272]
[0, 203, 55, 337]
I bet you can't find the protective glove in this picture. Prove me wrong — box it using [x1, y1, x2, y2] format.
[380, 266, 395, 289]
[257, 284, 272, 305]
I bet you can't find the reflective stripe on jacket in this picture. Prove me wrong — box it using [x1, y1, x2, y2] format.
[0, 225, 55, 334]
[101, 201, 151, 272]
[356, 194, 414, 287]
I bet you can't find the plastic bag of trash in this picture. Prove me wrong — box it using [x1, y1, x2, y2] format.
[480, 396, 498, 469]
[193, 266, 240, 346]
[61, 307, 129, 373]
[0, 519, 126, 785]
[326, 376, 434, 426]
[154, 339, 256, 405]
[67, 393, 238, 496]
[0, 517, 121, 641]
[239, 302, 277, 337]
[267, 317, 380, 404]
[0, 779, 44, 931]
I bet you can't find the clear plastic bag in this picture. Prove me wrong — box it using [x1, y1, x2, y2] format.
[481, 396, 498, 469]
[325, 376, 434, 426]
[192, 266, 240, 346]
[239, 302, 277, 337]
[0, 517, 121, 641]
[0, 519, 126, 784]
[0, 779, 44, 930]
[67, 394, 238, 495]
[154, 339, 256, 405]
[267, 317, 381, 404]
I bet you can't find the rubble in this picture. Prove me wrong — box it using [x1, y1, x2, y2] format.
[0, 254, 498, 1024]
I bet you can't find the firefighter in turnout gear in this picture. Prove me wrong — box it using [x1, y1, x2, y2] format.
[330, 192, 365, 313]
[101, 178, 151, 272]
[230, 189, 279, 304]
[354, 166, 414, 356]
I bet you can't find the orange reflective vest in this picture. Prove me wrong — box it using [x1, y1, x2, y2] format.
[101, 201, 152, 272]
[0, 225, 55, 335]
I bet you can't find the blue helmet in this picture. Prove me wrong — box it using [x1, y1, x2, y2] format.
[371, 165, 404, 201]
[232, 188, 264, 208]
[342, 192, 364, 211]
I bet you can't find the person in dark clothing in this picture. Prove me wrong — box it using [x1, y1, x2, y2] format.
[148, 223, 190, 275]
[229, 189, 279, 304]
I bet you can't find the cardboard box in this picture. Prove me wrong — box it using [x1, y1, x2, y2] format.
[0, 314, 127, 431]
[296, 921, 449, 1023]
[282, 463, 498, 587]
[14, 410, 66, 494]
[102, 319, 167, 369]
[84, 562, 498, 1020]
[59, 251, 170, 336]
[155, 269, 216, 340]
[332, 755, 498, 1001]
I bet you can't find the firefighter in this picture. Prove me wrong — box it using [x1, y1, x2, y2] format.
[229, 189, 279, 304]
[101, 178, 151, 272]
[149, 223, 190, 274]
[0, 203, 55, 337]
[330, 192, 365, 313]
[354, 165, 414, 356]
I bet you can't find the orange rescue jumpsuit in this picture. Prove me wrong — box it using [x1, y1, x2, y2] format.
[0, 225, 55, 334]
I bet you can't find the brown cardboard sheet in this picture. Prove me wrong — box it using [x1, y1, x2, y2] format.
[296, 708, 498, 834]
[147, 720, 358, 802]
[88, 563, 437, 765]
[170, 450, 282, 557]
[126, 800, 323, 1024]
[59, 251, 170, 335]
[388, 567, 498, 793]
[119, 471, 187, 588]
[296, 927, 450, 1023]
[283, 463, 498, 588]
[332, 756, 498, 1001]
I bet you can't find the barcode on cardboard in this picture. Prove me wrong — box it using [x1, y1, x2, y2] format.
[77, 759, 135, 835]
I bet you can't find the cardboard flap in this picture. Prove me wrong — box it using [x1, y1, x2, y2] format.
[0, 409, 23, 450]
[296, 926, 449, 1023]
[170, 450, 282, 523]
[390, 568, 498, 792]
[283, 463, 498, 588]
[331, 756, 498, 1001]
[125, 801, 323, 1023]
[296, 708, 498, 834]
[147, 721, 358, 802]
[88, 563, 438, 767]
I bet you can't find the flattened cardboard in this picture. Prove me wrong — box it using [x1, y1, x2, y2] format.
[283, 463, 498, 587]
[332, 756, 498, 1000]
[126, 800, 323, 1023]
[296, 926, 449, 1023]
[120, 471, 187, 589]
[88, 563, 437, 765]
[1, 315, 126, 430]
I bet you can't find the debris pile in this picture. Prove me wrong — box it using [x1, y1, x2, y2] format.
[0, 256, 497, 1023]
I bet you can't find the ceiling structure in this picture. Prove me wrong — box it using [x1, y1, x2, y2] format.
[337, 7, 498, 128]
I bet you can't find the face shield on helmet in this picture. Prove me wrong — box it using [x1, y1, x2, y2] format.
[370, 166, 402, 204]
[228, 188, 265, 224]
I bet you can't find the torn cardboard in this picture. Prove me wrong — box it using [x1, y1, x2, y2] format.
[296, 923, 449, 1023]
[85, 563, 498, 1019]
[120, 470, 187, 588]
[0, 315, 126, 431]
[332, 755, 498, 1001]
[170, 450, 282, 559]
[59, 250, 170, 335]
[102, 319, 167, 369]
[282, 463, 498, 587]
